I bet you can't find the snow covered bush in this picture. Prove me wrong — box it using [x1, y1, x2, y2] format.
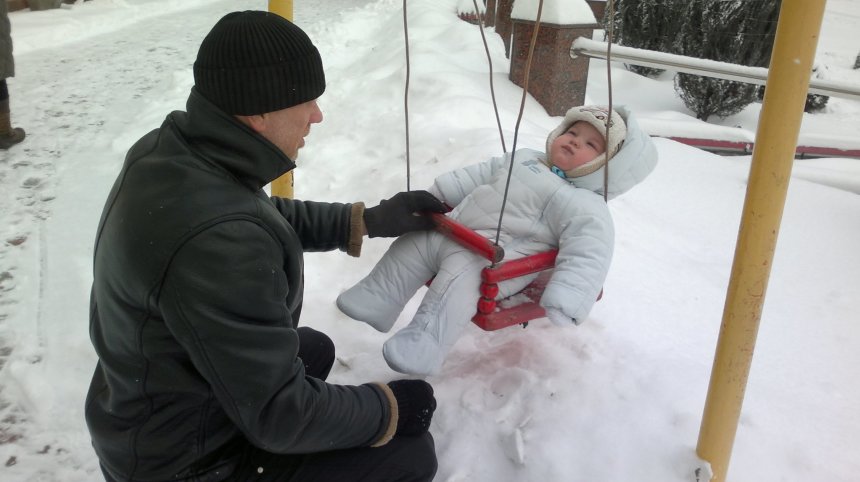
[673, 0, 780, 121]
[804, 64, 831, 113]
[607, 0, 682, 77]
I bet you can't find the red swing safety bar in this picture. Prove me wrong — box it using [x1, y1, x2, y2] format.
[430, 213, 559, 331]
[430, 212, 505, 263]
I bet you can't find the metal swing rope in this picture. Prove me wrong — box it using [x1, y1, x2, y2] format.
[470, 0, 508, 154]
[402, 0, 412, 191]
[402, 0, 507, 194]
[604, 0, 616, 203]
[401, 0, 616, 260]
[492, 0, 545, 253]
[471, 0, 617, 257]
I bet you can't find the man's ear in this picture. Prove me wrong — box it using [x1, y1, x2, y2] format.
[235, 114, 267, 134]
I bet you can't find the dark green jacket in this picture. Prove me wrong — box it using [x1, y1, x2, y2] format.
[86, 89, 389, 481]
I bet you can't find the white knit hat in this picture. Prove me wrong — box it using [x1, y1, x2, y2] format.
[545, 105, 627, 178]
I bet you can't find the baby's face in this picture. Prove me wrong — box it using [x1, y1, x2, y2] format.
[549, 121, 606, 172]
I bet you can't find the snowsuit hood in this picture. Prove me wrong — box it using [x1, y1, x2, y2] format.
[564, 105, 657, 200]
[545, 105, 627, 178]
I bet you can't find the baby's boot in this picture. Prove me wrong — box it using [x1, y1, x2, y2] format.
[336, 283, 404, 333]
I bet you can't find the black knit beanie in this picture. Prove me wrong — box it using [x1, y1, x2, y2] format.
[193, 11, 326, 116]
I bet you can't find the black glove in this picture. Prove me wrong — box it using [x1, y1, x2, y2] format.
[364, 190, 447, 238]
[387, 379, 437, 436]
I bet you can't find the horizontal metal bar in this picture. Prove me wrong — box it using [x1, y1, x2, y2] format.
[571, 37, 860, 101]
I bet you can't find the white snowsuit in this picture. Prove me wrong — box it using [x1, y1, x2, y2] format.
[337, 107, 658, 375]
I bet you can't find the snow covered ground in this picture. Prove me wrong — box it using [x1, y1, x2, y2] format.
[0, 0, 858, 480]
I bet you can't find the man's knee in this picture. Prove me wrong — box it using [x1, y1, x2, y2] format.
[296, 327, 335, 379]
[397, 433, 438, 481]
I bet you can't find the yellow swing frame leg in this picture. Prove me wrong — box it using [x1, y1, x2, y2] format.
[696, 1, 827, 481]
[268, 0, 295, 198]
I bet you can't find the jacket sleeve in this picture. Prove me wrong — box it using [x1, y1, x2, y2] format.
[158, 219, 390, 453]
[428, 154, 510, 207]
[268, 197, 362, 255]
[540, 191, 614, 324]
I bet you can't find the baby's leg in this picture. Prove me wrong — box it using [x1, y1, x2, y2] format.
[337, 232, 440, 333]
[383, 243, 488, 376]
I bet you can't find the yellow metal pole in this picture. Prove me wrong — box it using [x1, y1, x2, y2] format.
[268, 0, 295, 198]
[268, 0, 293, 20]
[696, 1, 827, 481]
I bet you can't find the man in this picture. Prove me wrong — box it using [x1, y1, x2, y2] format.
[86, 11, 444, 482]
[0, 0, 25, 149]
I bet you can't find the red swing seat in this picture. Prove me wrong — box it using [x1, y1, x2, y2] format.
[473, 250, 558, 331]
[430, 213, 602, 331]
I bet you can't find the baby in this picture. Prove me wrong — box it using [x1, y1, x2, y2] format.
[338, 105, 658, 375]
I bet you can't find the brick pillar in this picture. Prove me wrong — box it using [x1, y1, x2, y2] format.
[585, 0, 607, 21]
[484, 0, 497, 28]
[509, 21, 598, 117]
[495, 0, 514, 57]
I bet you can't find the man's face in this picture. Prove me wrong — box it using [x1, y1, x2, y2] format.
[548, 121, 606, 172]
[256, 100, 324, 160]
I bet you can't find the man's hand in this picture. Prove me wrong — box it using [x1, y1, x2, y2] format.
[387, 379, 437, 436]
[364, 191, 447, 238]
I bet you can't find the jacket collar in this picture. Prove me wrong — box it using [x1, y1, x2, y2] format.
[170, 88, 297, 191]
